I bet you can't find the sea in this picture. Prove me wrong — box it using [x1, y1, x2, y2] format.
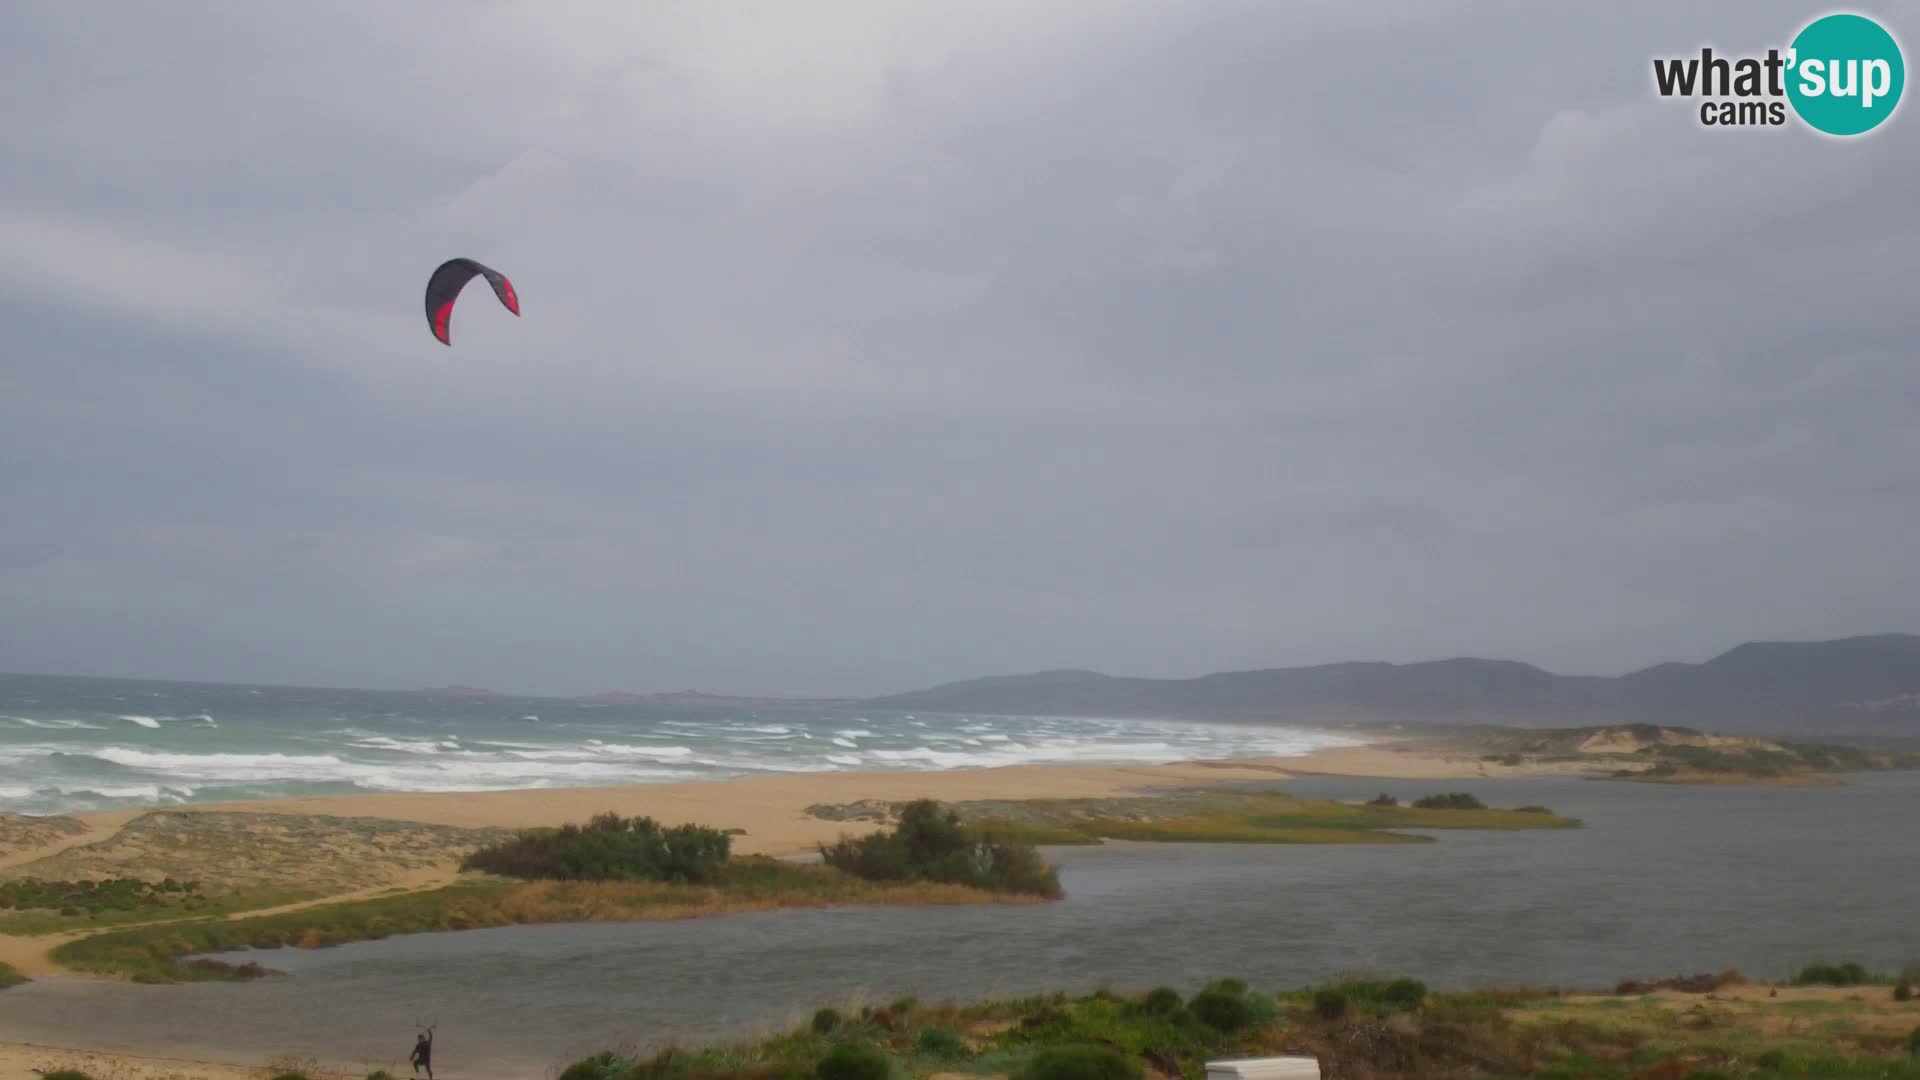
[0, 673, 1361, 816]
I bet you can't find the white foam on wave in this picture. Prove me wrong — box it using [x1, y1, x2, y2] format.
[831, 737, 859, 749]
[117, 715, 161, 729]
[582, 740, 695, 760]
[76, 744, 694, 793]
[825, 754, 862, 767]
[2, 715, 106, 730]
[835, 729, 873, 739]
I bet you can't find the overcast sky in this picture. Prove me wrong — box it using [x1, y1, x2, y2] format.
[3, 2, 1917, 697]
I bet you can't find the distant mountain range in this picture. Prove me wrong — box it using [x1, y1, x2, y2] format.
[858, 634, 1920, 737]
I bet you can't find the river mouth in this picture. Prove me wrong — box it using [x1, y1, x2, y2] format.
[1, 772, 1913, 1079]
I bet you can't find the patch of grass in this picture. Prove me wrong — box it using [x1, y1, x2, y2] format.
[816, 790, 1580, 854]
[0, 884, 315, 935]
[0, 960, 26, 989]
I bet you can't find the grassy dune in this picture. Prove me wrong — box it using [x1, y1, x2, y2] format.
[0, 960, 25, 989]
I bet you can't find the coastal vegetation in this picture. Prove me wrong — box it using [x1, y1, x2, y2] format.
[543, 969, 1920, 1080]
[818, 799, 1064, 898]
[461, 812, 736, 884]
[0, 959, 25, 989]
[812, 789, 1581, 848]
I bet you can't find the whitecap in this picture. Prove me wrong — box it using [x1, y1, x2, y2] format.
[117, 715, 161, 729]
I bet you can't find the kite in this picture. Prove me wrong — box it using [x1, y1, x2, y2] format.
[424, 258, 520, 346]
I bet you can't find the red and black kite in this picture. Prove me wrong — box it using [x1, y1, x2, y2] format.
[424, 258, 520, 346]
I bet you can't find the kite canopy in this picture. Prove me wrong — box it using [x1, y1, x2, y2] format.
[425, 257, 519, 345]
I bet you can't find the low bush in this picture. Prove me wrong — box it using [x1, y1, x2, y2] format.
[812, 1007, 843, 1034]
[1792, 961, 1871, 987]
[40, 1072, 96, 1080]
[1411, 793, 1486, 810]
[915, 1027, 968, 1058]
[558, 1051, 634, 1080]
[1139, 987, 1182, 1015]
[815, 1042, 890, 1080]
[1895, 979, 1914, 1002]
[461, 812, 733, 884]
[1018, 1045, 1141, 1080]
[1190, 987, 1253, 1033]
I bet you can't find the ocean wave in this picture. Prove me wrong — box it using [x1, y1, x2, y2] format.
[1, 715, 106, 730]
[117, 715, 162, 729]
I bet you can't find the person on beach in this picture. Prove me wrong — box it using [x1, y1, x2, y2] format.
[411, 1025, 434, 1079]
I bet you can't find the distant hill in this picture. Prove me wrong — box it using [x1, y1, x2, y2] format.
[861, 634, 1920, 736]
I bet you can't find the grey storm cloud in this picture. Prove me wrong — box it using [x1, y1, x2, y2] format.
[3, 1, 1917, 696]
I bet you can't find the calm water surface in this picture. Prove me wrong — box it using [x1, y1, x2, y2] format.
[2, 773, 1914, 1078]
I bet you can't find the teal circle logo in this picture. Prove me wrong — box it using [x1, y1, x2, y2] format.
[1786, 13, 1905, 135]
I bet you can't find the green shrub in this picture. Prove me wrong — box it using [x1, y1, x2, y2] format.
[1754, 1050, 1786, 1070]
[558, 1051, 633, 1080]
[268, 1074, 310, 1080]
[1909, 1025, 1920, 1057]
[368, 1072, 395, 1080]
[811, 1008, 843, 1034]
[1313, 988, 1348, 1020]
[1017, 1045, 1141, 1080]
[1792, 962, 1871, 987]
[1895, 979, 1914, 1002]
[1139, 987, 1182, 1015]
[462, 812, 733, 884]
[915, 1027, 968, 1058]
[889, 996, 918, 1014]
[1190, 987, 1254, 1032]
[1243, 990, 1281, 1028]
[1411, 793, 1486, 810]
[818, 799, 1062, 898]
[40, 1072, 97, 1080]
[1366, 793, 1399, 807]
[1380, 977, 1428, 1011]
[816, 1042, 891, 1080]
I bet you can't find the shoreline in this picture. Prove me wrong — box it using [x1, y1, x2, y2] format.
[40, 737, 1501, 856]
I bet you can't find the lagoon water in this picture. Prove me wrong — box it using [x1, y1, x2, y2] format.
[2, 772, 1914, 1078]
